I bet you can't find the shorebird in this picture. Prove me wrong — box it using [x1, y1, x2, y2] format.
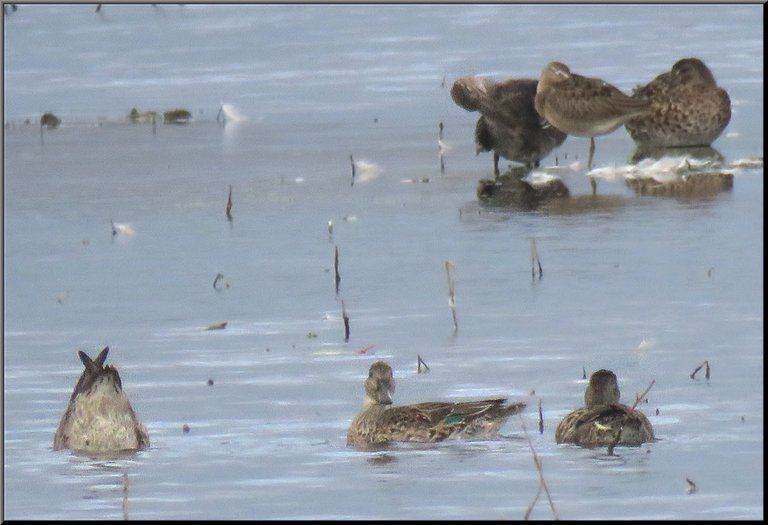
[624, 57, 731, 149]
[534, 62, 650, 192]
[347, 361, 526, 449]
[451, 76, 566, 177]
[54, 347, 149, 453]
[555, 369, 654, 448]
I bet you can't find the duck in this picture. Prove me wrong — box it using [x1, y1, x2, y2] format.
[624, 58, 731, 149]
[347, 361, 526, 449]
[555, 369, 654, 447]
[534, 62, 650, 192]
[451, 76, 566, 177]
[53, 347, 150, 453]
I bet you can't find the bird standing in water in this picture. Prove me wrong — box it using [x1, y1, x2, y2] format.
[451, 76, 566, 177]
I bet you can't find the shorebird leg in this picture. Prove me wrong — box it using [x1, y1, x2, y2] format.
[588, 137, 597, 195]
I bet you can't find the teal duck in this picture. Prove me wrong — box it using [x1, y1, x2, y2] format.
[451, 76, 566, 176]
[347, 361, 526, 449]
[555, 369, 654, 447]
[625, 58, 731, 148]
[53, 347, 149, 453]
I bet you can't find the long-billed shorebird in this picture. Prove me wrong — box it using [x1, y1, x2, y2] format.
[347, 361, 526, 449]
[624, 57, 731, 149]
[534, 62, 650, 192]
[451, 76, 566, 177]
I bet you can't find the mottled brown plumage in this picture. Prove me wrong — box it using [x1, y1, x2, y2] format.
[451, 76, 566, 176]
[625, 58, 731, 148]
[347, 361, 526, 449]
[535, 62, 650, 177]
[54, 347, 149, 453]
[555, 369, 654, 447]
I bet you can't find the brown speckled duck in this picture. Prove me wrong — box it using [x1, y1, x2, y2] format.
[53, 347, 149, 453]
[556, 369, 654, 447]
[347, 361, 526, 449]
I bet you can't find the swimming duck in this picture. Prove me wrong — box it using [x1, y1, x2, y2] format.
[53, 347, 149, 453]
[624, 58, 731, 149]
[555, 369, 654, 447]
[347, 361, 526, 449]
[451, 76, 566, 176]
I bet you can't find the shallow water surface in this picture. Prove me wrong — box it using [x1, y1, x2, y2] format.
[3, 3, 764, 520]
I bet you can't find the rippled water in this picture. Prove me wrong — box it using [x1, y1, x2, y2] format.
[3, 3, 764, 520]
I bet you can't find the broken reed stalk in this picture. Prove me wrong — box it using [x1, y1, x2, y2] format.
[686, 478, 697, 494]
[226, 184, 233, 221]
[538, 400, 544, 435]
[334, 246, 341, 294]
[630, 379, 656, 411]
[518, 412, 559, 520]
[690, 360, 711, 380]
[342, 299, 350, 342]
[122, 473, 129, 520]
[445, 260, 458, 332]
[350, 155, 356, 187]
[417, 354, 430, 373]
[531, 239, 542, 280]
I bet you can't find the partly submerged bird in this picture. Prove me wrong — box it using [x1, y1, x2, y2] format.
[555, 369, 654, 448]
[53, 347, 149, 453]
[534, 62, 650, 191]
[624, 57, 731, 149]
[451, 76, 566, 177]
[347, 361, 526, 449]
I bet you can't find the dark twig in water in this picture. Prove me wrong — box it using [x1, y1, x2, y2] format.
[686, 478, 697, 494]
[518, 412, 559, 520]
[342, 300, 350, 342]
[630, 379, 656, 411]
[690, 360, 710, 380]
[445, 260, 458, 332]
[122, 473, 129, 520]
[334, 246, 341, 294]
[417, 354, 430, 374]
[538, 400, 544, 435]
[226, 185, 233, 221]
[350, 155, 356, 187]
[531, 239, 543, 281]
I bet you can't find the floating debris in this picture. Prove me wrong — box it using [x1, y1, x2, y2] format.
[40, 112, 61, 129]
[111, 220, 135, 238]
[206, 321, 227, 331]
[182, 424, 190, 433]
[356, 343, 376, 355]
[163, 109, 192, 124]
[207, 378, 214, 386]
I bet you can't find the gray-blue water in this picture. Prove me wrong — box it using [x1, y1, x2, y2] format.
[3, 3, 763, 520]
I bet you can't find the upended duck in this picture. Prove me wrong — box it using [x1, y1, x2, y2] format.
[53, 347, 149, 453]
